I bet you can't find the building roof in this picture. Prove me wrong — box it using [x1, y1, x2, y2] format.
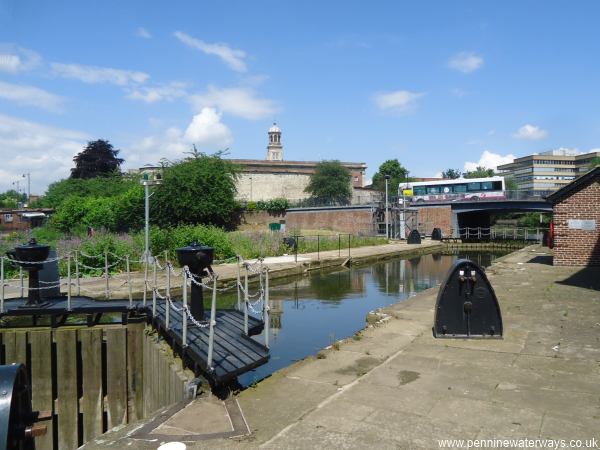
[547, 166, 600, 204]
[268, 123, 281, 133]
[228, 159, 367, 175]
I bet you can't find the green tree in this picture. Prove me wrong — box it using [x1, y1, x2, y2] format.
[463, 166, 495, 178]
[505, 177, 518, 191]
[0, 190, 27, 208]
[371, 159, 410, 191]
[442, 168, 462, 179]
[151, 153, 240, 229]
[304, 160, 352, 204]
[71, 139, 124, 179]
[588, 156, 600, 168]
[39, 176, 137, 208]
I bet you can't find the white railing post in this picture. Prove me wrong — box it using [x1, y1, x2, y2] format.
[236, 256, 241, 311]
[207, 275, 218, 370]
[126, 255, 132, 308]
[264, 268, 270, 348]
[165, 262, 171, 329]
[1, 257, 5, 313]
[67, 253, 72, 311]
[19, 267, 24, 298]
[104, 251, 109, 300]
[244, 264, 249, 335]
[152, 258, 157, 316]
[75, 251, 80, 296]
[182, 267, 188, 347]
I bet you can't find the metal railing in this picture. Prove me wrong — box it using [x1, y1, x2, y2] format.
[0, 250, 273, 373]
[457, 227, 549, 242]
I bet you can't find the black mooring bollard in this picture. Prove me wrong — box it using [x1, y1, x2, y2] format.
[176, 241, 215, 321]
[431, 227, 442, 241]
[407, 229, 421, 244]
[433, 259, 503, 338]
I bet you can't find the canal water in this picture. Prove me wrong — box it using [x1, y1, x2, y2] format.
[235, 250, 510, 386]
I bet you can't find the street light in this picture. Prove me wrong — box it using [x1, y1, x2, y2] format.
[22, 173, 30, 205]
[140, 166, 163, 261]
[384, 174, 390, 239]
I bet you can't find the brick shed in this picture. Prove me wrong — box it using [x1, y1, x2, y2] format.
[547, 166, 600, 266]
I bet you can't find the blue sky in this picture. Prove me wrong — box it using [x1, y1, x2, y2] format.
[1, 0, 600, 194]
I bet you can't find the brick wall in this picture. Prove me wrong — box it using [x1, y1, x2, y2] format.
[286, 207, 375, 235]
[242, 210, 286, 226]
[553, 180, 600, 266]
[416, 206, 452, 236]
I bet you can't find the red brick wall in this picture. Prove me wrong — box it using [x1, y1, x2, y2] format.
[553, 180, 600, 266]
[286, 208, 375, 235]
[242, 210, 286, 226]
[416, 206, 452, 236]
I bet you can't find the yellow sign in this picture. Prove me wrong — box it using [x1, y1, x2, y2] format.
[402, 189, 413, 196]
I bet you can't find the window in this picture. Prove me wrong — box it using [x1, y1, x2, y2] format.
[492, 181, 503, 190]
[467, 182, 481, 191]
[427, 186, 440, 194]
[414, 186, 426, 196]
[481, 181, 493, 190]
[452, 184, 467, 193]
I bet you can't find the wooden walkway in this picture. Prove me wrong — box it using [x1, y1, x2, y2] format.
[0, 296, 269, 384]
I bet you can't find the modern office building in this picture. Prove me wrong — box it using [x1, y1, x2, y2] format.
[497, 148, 600, 193]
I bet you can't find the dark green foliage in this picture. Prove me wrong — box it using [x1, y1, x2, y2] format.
[49, 184, 144, 232]
[151, 154, 240, 229]
[39, 176, 138, 208]
[463, 166, 495, 178]
[304, 160, 352, 204]
[588, 156, 600, 168]
[71, 139, 124, 179]
[0, 190, 27, 208]
[442, 169, 462, 179]
[372, 159, 410, 192]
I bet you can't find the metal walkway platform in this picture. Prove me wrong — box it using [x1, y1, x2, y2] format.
[0, 296, 269, 385]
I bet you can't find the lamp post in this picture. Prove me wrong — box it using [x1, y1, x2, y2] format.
[22, 173, 30, 205]
[384, 174, 390, 239]
[140, 166, 163, 261]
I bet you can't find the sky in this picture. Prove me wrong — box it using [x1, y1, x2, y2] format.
[1, 0, 600, 194]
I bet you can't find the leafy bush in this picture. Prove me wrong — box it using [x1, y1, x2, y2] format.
[148, 225, 235, 261]
[255, 198, 289, 214]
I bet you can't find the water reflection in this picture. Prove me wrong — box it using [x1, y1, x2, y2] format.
[235, 250, 508, 386]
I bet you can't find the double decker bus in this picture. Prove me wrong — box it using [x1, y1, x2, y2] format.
[399, 176, 505, 203]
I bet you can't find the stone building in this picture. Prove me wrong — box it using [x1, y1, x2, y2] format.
[547, 166, 600, 266]
[231, 123, 367, 202]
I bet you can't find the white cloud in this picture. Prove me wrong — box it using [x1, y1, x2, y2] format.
[190, 85, 279, 120]
[513, 124, 548, 140]
[135, 27, 152, 39]
[0, 81, 65, 112]
[51, 62, 149, 86]
[184, 108, 233, 146]
[174, 31, 247, 72]
[372, 90, 425, 112]
[464, 150, 516, 172]
[448, 52, 484, 73]
[0, 114, 89, 193]
[0, 44, 41, 73]
[124, 108, 233, 167]
[127, 81, 188, 103]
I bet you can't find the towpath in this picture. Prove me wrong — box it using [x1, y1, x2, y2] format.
[86, 245, 600, 449]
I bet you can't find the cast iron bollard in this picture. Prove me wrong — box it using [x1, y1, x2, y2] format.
[0, 363, 48, 449]
[6, 239, 51, 307]
[176, 241, 214, 321]
[433, 259, 503, 338]
[407, 229, 421, 244]
[431, 227, 442, 241]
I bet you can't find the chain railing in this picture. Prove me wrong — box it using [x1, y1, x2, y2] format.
[0, 248, 273, 362]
